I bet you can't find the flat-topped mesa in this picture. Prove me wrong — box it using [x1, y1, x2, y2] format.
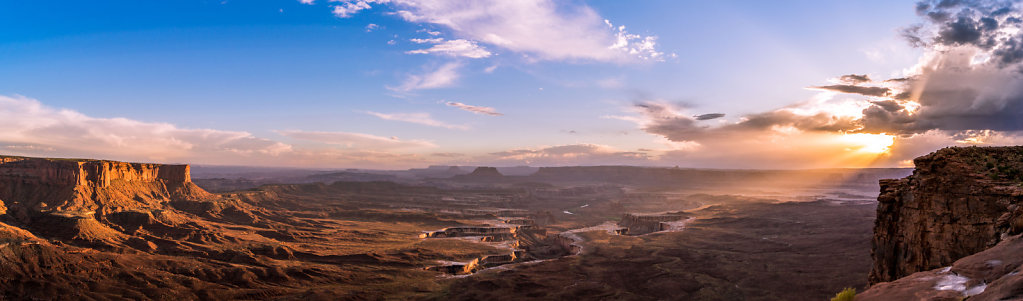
[618, 212, 690, 235]
[0, 156, 209, 215]
[869, 146, 1023, 284]
[450, 166, 505, 182]
[0, 156, 190, 187]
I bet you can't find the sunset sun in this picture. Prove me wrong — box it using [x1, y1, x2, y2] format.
[840, 133, 895, 154]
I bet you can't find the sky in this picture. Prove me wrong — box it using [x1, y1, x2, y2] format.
[2, 0, 1022, 169]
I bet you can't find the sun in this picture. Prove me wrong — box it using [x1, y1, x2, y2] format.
[840, 133, 895, 154]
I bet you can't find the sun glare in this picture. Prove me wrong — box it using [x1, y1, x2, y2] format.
[840, 133, 895, 154]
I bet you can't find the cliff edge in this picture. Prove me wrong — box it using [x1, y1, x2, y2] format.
[870, 146, 1023, 285]
[0, 155, 211, 224]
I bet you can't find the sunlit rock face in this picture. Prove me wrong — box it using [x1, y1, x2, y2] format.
[0, 156, 209, 220]
[870, 146, 1023, 284]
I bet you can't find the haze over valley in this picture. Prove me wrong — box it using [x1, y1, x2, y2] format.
[4, 0, 1023, 300]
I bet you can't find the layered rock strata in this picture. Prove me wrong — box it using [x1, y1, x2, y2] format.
[870, 146, 1023, 284]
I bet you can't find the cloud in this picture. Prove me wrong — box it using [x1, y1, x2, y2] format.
[328, 0, 665, 63]
[608, 1, 1023, 168]
[392, 62, 462, 91]
[406, 39, 492, 58]
[410, 37, 444, 44]
[299, 0, 314, 4]
[445, 101, 503, 116]
[487, 144, 653, 166]
[851, 0, 1023, 135]
[365, 111, 469, 130]
[809, 84, 891, 97]
[908, 0, 1023, 66]
[331, 0, 372, 18]
[631, 101, 860, 143]
[276, 130, 435, 149]
[839, 74, 872, 84]
[365, 23, 380, 32]
[0, 95, 293, 163]
[694, 113, 725, 121]
[0, 95, 449, 169]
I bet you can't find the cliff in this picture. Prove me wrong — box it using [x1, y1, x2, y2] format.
[0, 156, 210, 221]
[869, 146, 1023, 284]
[617, 212, 690, 235]
[860, 234, 1023, 300]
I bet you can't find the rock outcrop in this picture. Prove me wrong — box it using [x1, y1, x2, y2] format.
[869, 146, 1023, 284]
[617, 212, 690, 235]
[860, 234, 1023, 300]
[450, 167, 505, 182]
[0, 156, 209, 216]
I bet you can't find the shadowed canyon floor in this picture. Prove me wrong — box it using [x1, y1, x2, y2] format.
[0, 156, 907, 300]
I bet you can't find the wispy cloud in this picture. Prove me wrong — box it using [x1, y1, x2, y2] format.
[298, 0, 314, 4]
[391, 62, 462, 91]
[329, 0, 666, 63]
[406, 39, 492, 59]
[487, 144, 652, 166]
[0, 95, 292, 163]
[0, 95, 447, 169]
[365, 111, 469, 130]
[445, 101, 503, 116]
[276, 130, 435, 149]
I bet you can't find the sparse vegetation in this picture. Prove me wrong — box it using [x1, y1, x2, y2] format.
[830, 287, 856, 301]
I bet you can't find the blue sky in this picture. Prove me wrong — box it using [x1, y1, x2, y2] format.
[3, 0, 1019, 169]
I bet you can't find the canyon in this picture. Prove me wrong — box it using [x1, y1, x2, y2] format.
[0, 155, 910, 300]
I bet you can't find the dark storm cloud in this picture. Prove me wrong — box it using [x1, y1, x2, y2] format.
[633, 1, 1023, 146]
[911, 0, 1023, 65]
[811, 85, 891, 97]
[694, 113, 725, 120]
[938, 16, 983, 44]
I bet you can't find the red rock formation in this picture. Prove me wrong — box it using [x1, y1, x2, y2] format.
[0, 156, 210, 222]
[860, 234, 1023, 300]
[870, 146, 1023, 284]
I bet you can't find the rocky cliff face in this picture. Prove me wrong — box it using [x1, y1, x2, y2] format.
[869, 146, 1023, 284]
[0, 156, 209, 222]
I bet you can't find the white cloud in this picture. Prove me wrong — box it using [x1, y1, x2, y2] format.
[410, 37, 444, 44]
[445, 101, 502, 116]
[298, 0, 314, 4]
[391, 61, 462, 91]
[276, 130, 435, 149]
[331, 0, 373, 18]
[417, 29, 441, 36]
[365, 111, 469, 130]
[0, 95, 450, 169]
[0, 95, 292, 163]
[406, 39, 491, 58]
[329, 0, 665, 63]
[365, 23, 380, 32]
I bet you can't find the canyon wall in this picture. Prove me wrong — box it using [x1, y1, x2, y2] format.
[618, 213, 689, 235]
[869, 146, 1023, 284]
[0, 156, 190, 187]
[0, 156, 206, 215]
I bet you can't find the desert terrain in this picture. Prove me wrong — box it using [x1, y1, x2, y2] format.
[0, 155, 909, 300]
